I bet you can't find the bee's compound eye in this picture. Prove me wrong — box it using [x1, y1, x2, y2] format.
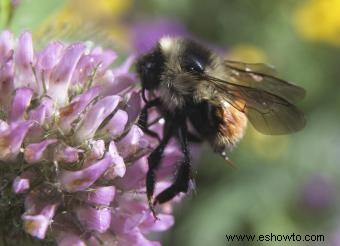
[136, 49, 164, 90]
[182, 39, 211, 75]
[141, 61, 155, 76]
[183, 56, 205, 74]
[145, 61, 154, 70]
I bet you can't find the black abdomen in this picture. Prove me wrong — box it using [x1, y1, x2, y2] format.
[187, 101, 221, 141]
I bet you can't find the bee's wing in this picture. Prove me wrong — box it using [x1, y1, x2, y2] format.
[226, 60, 278, 75]
[205, 75, 306, 135]
[224, 60, 306, 103]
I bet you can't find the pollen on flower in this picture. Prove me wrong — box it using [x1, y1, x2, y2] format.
[0, 134, 11, 149]
[59, 101, 79, 117]
[22, 214, 50, 239]
[0, 134, 11, 158]
[68, 177, 92, 188]
[23, 219, 40, 232]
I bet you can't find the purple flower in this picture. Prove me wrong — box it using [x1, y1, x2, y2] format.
[298, 174, 337, 212]
[0, 30, 180, 245]
[132, 19, 188, 54]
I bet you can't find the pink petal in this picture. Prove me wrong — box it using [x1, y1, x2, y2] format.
[24, 139, 57, 164]
[111, 198, 150, 233]
[112, 155, 126, 177]
[12, 170, 37, 194]
[58, 86, 101, 133]
[13, 32, 35, 88]
[108, 140, 119, 156]
[0, 59, 14, 84]
[71, 54, 96, 84]
[75, 205, 111, 233]
[117, 125, 147, 158]
[36, 41, 64, 71]
[78, 186, 116, 206]
[102, 73, 136, 96]
[12, 175, 30, 193]
[95, 49, 117, 71]
[59, 154, 112, 192]
[28, 97, 54, 124]
[0, 121, 32, 160]
[55, 145, 83, 163]
[9, 87, 33, 123]
[56, 232, 86, 246]
[116, 229, 161, 246]
[103, 154, 126, 180]
[86, 232, 117, 246]
[75, 95, 120, 143]
[102, 141, 126, 179]
[0, 30, 14, 61]
[0, 120, 9, 131]
[50, 43, 85, 83]
[14, 32, 34, 70]
[87, 139, 105, 160]
[125, 91, 141, 126]
[115, 157, 147, 190]
[155, 144, 182, 179]
[140, 214, 174, 232]
[71, 49, 116, 83]
[39, 203, 58, 219]
[34, 41, 64, 94]
[110, 212, 145, 235]
[49, 43, 85, 105]
[112, 55, 136, 76]
[22, 214, 49, 239]
[99, 109, 128, 138]
[118, 195, 149, 214]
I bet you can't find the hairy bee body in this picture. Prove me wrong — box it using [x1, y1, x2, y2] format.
[136, 36, 305, 209]
[139, 37, 247, 156]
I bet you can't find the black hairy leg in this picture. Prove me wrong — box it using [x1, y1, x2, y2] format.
[146, 118, 176, 217]
[153, 122, 192, 205]
[138, 98, 161, 141]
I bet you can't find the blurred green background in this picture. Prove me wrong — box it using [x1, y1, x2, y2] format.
[1, 0, 340, 245]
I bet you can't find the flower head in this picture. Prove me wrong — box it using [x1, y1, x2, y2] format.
[0, 30, 178, 245]
[298, 174, 336, 212]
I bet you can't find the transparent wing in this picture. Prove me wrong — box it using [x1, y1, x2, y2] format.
[226, 60, 278, 75]
[224, 60, 306, 104]
[205, 75, 306, 135]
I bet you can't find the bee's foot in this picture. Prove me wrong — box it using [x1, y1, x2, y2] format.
[148, 198, 159, 220]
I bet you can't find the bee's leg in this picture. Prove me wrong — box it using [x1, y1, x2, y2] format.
[146, 119, 175, 216]
[187, 131, 203, 143]
[154, 124, 191, 205]
[138, 98, 161, 141]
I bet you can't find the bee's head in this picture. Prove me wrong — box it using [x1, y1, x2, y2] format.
[136, 45, 165, 90]
[136, 37, 212, 93]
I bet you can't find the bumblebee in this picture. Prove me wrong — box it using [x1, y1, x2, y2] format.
[136, 37, 305, 213]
